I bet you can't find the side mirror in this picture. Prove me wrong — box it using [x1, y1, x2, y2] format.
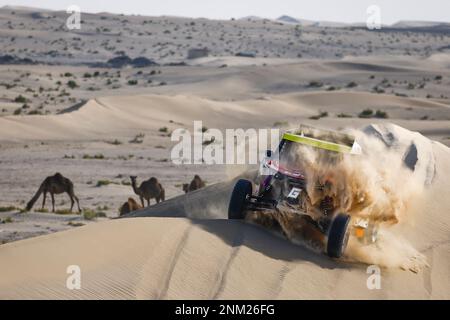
[266, 150, 272, 157]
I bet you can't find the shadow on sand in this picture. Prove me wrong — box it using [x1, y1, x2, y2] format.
[121, 174, 353, 271]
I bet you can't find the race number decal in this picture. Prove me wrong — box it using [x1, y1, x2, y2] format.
[287, 187, 302, 199]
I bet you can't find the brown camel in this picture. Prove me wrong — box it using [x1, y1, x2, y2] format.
[119, 197, 143, 216]
[26, 172, 81, 213]
[182, 175, 206, 193]
[130, 176, 165, 207]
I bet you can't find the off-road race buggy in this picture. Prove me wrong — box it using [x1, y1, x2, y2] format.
[228, 125, 378, 258]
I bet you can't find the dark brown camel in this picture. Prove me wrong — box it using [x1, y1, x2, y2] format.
[130, 176, 165, 207]
[182, 175, 206, 193]
[26, 173, 81, 213]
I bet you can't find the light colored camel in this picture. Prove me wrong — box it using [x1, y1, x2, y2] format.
[119, 197, 143, 216]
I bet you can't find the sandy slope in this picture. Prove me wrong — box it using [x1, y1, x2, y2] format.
[0, 125, 449, 299]
[0, 91, 449, 142]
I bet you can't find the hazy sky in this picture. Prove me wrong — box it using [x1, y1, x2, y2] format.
[1, 0, 449, 24]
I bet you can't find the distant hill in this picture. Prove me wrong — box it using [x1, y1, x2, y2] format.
[1, 5, 53, 12]
[276, 15, 350, 28]
[392, 20, 450, 28]
[276, 15, 301, 24]
[239, 16, 266, 21]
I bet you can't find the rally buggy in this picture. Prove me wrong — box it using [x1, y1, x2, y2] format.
[228, 125, 377, 258]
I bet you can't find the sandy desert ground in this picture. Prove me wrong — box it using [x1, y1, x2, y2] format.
[0, 6, 449, 299]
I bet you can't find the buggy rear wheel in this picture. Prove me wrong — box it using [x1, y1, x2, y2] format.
[326, 213, 351, 258]
[228, 179, 252, 219]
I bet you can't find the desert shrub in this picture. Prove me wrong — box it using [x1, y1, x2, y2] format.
[83, 154, 105, 160]
[54, 209, 73, 215]
[0, 206, 16, 212]
[129, 133, 145, 144]
[309, 111, 328, 120]
[14, 95, 27, 103]
[308, 81, 323, 88]
[1, 217, 13, 223]
[127, 80, 138, 85]
[374, 110, 388, 118]
[67, 221, 85, 227]
[372, 86, 385, 93]
[159, 127, 168, 133]
[358, 109, 374, 118]
[27, 109, 43, 115]
[83, 209, 107, 220]
[107, 139, 122, 145]
[67, 80, 78, 89]
[96, 180, 111, 187]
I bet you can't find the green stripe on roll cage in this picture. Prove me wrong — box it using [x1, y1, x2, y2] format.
[282, 132, 353, 153]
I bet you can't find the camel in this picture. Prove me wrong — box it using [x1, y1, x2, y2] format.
[26, 172, 81, 213]
[130, 176, 165, 207]
[182, 175, 206, 193]
[119, 197, 143, 216]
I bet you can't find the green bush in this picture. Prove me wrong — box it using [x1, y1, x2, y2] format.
[54, 209, 73, 215]
[309, 111, 328, 120]
[1, 217, 13, 223]
[67, 80, 78, 89]
[358, 109, 374, 118]
[83, 154, 105, 160]
[14, 95, 27, 103]
[337, 113, 352, 118]
[0, 206, 16, 212]
[96, 180, 111, 187]
[308, 81, 323, 88]
[374, 110, 388, 119]
[83, 209, 107, 220]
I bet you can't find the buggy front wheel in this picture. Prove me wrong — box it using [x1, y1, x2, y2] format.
[326, 213, 351, 258]
[228, 179, 252, 219]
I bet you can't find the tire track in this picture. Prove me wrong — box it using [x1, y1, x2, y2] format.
[157, 224, 192, 299]
[211, 225, 245, 299]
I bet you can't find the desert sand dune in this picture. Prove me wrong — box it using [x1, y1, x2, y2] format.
[0, 6, 449, 300]
[0, 123, 449, 299]
[0, 92, 448, 142]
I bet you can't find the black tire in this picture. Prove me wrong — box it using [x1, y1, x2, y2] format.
[326, 213, 351, 258]
[228, 179, 252, 219]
